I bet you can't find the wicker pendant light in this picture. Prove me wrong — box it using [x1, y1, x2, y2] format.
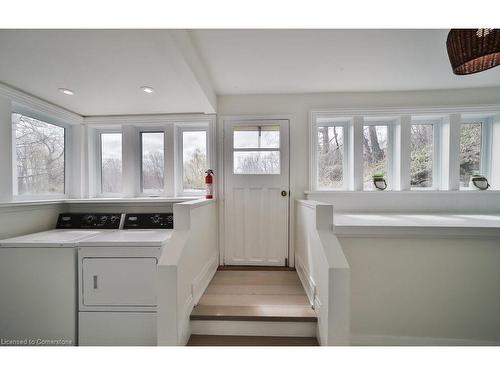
[446, 29, 500, 75]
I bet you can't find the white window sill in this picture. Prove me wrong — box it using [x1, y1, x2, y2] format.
[0, 196, 201, 208]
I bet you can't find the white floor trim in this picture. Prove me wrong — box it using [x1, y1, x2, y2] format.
[191, 320, 317, 337]
[351, 334, 500, 346]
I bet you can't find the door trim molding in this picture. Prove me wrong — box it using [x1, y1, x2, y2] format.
[217, 114, 295, 267]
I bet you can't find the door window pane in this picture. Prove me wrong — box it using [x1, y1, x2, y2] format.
[13, 113, 65, 195]
[460, 122, 482, 188]
[234, 151, 280, 174]
[141, 132, 164, 193]
[233, 126, 279, 148]
[233, 125, 280, 174]
[410, 124, 433, 188]
[317, 125, 344, 189]
[183, 131, 207, 191]
[363, 125, 388, 190]
[100, 133, 122, 194]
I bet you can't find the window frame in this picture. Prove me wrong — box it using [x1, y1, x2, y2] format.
[95, 129, 123, 198]
[139, 129, 167, 197]
[362, 119, 395, 191]
[311, 115, 351, 191]
[11, 110, 70, 201]
[409, 118, 441, 190]
[175, 122, 211, 196]
[459, 116, 492, 189]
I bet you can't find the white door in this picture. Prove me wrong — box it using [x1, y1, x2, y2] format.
[223, 119, 290, 266]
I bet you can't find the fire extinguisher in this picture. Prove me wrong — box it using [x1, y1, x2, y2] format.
[205, 169, 214, 199]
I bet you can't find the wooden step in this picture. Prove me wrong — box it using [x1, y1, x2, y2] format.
[191, 304, 317, 322]
[190, 270, 318, 339]
[187, 335, 319, 346]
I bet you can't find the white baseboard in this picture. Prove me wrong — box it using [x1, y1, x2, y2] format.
[295, 256, 316, 306]
[192, 253, 218, 305]
[351, 334, 500, 346]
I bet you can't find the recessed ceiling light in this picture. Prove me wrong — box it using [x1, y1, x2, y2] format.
[59, 88, 74, 96]
[141, 86, 155, 94]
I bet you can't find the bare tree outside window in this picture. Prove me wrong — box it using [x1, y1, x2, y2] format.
[234, 151, 280, 174]
[183, 131, 207, 191]
[13, 113, 65, 195]
[141, 132, 164, 193]
[410, 124, 433, 188]
[363, 125, 388, 190]
[101, 133, 122, 193]
[317, 125, 344, 189]
[460, 122, 482, 188]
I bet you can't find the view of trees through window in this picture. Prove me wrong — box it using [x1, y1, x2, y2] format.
[183, 131, 207, 191]
[410, 124, 434, 188]
[13, 113, 65, 195]
[317, 125, 344, 189]
[141, 132, 164, 193]
[460, 122, 482, 188]
[233, 127, 280, 174]
[363, 125, 388, 190]
[100, 133, 122, 194]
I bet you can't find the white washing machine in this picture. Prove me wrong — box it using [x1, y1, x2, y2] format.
[77, 213, 173, 346]
[0, 213, 122, 346]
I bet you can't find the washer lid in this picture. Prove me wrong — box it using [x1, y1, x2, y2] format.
[0, 229, 103, 247]
[78, 229, 173, 247]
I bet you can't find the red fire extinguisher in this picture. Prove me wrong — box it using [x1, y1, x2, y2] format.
[205, 169, 214, 199]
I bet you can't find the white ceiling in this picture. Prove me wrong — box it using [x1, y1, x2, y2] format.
[1, 29, 499, 116]
[0, 30, 215, 116]
[190, 29, 500, 95]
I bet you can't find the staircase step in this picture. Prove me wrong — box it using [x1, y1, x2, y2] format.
[187, 335, 319, 346]
[191, 320, 317, 337]
[191, 304, 317, 322]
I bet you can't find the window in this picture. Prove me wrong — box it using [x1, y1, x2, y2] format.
[317, 124, 345, 189]
[410, 123, 434, 188]
[100, 133, 122, 194]
[13, 113, 65, 195]
[233, 126, 280, 174]
[363, 125, 388, 190]
[182, 130, 207, 192]
[460, 122, 482, 188]
[141, 132, 164, 194]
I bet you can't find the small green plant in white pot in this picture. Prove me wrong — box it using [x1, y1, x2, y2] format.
[470, 174, 490, 190]
[372, 173, 387, 191]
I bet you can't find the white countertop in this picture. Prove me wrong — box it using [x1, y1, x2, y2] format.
[333, 213, 500, 237]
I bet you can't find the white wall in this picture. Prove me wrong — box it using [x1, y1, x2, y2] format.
[218, 87, 500, 207]
[157, 199, 218, 345]
[0, 204, 65, 240]
[340, 235, 500, 345]
[295, 200, 350, 345]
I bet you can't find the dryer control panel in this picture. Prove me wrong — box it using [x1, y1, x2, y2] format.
[56, 213, 123, 229]
[123, 213, 173, 229]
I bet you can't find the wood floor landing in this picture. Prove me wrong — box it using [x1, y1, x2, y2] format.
[187, 335, 319, 346]
[190, 270, 317, 322]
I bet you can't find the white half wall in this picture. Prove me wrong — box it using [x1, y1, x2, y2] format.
[340, 235, 500, 344]
[157, 199, 218, 346]
[295, 199, 350, 345]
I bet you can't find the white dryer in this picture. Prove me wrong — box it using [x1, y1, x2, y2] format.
[77, 213, 173, 346]
[0, 213, 122, 346]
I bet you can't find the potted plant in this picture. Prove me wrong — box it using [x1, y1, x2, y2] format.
[372, 173, 387, 191]
[470, 174, 490, 190]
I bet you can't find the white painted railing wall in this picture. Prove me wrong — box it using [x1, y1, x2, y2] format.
[157, 199, 218, 346]
[295, 199, 350, 345]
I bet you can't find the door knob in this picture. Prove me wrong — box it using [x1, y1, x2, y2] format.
[281, 190, 288, 197]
